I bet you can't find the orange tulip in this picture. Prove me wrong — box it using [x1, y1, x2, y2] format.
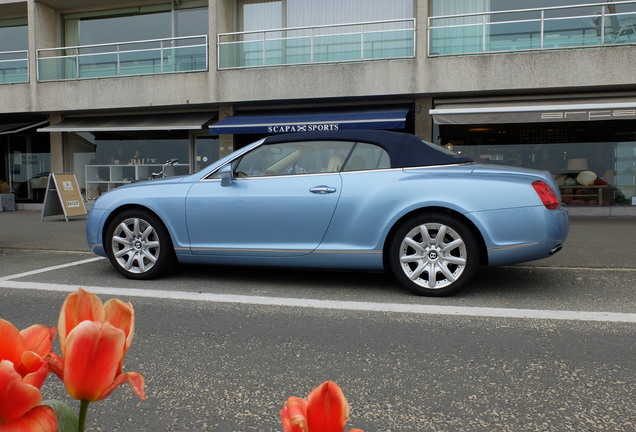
[0, 319, 55, 388]
[0, 360, 57, 432]
[48, 288, 146, 402]
[280, 381, 364, 432]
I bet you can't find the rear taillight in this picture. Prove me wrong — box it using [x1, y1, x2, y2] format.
[532, 180, 560, 210]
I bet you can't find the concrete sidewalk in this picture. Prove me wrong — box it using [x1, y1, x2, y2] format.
[1, 210, 635, 269]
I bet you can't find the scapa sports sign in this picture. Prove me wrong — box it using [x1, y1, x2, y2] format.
[267, 123, 340, 133]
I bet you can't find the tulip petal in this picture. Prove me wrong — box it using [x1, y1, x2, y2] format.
[18, 351, 49, 389]
[0, 405, 57, 432]
[0, 360, 42, 423]
[58, 288, 104, 356]
[306, 381, 349, 432]
[281, 396, 308, 432]
[104, 299, 135, 351]
[63, 321, 124, 401]
[19, 325, 56, 357]
[96, 371, 147, 402]
[0, 319, 25, 366]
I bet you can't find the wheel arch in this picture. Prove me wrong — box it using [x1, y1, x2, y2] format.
[101, 204, 174, 251]
[382, 206, 488, 271]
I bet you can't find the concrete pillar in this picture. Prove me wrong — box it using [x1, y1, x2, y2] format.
[414, 97, 434, 141]
[28, 0, 59, 85]
[217, 105, 234, 157]
[48, 114, 64, 173]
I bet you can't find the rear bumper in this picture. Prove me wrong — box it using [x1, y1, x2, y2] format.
[470, 206, 569, 266]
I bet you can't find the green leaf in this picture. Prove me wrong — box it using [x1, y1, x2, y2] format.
[42, 400, 79, 432]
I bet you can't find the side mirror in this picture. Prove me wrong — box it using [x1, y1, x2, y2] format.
[219, 164, 234, 187]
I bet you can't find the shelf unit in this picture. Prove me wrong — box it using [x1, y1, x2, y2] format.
[559, 185, 607, 206]
[85, 164, 189, 200]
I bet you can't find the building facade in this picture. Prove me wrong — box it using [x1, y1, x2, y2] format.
[1, 0, 636, 215]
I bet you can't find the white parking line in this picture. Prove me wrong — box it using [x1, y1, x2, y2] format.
[1, 279, 635, 324]
[0, 257, 106, 281]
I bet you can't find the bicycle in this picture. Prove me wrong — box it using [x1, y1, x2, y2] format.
[149, 158, 179, 180]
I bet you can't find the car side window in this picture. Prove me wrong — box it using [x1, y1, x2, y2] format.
[342, 143, 391, 171]
[234, 140, 355, 177]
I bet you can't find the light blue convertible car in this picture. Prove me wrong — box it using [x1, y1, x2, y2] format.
[86, 130, 568, 296]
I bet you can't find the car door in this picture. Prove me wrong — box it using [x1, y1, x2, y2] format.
[185, 139, 352, 257]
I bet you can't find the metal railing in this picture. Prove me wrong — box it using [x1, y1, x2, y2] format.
[428, 1, 636, 56]
[36, 35, 208, 81]
[218, 18, 416, 69]
[0, 50, 29, 84]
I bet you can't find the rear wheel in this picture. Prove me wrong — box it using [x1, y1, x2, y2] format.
[105, 209, 175, 279]
[389, 212, 479, 296]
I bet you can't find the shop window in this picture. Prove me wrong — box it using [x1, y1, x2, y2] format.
[71, 131, 190, 201]
[8, 134, 51, 203]
[439, 122, 636, 206]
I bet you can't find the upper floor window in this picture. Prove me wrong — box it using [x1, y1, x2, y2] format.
[37, 1, 208, 81]
[239, 0, 413, 32]
[0, 18, 28, 83]
[63, 1, 208, 47]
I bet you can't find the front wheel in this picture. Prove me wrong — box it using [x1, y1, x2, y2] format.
[105, 209, 175, 279]
[389, 213, 480, 296]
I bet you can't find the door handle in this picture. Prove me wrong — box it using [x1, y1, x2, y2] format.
[309, 186, 337, 194]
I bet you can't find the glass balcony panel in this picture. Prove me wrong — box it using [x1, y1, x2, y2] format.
[429, 24, 483, 55]
[171, 45, 208, 71]
[363, 29, 414, 59]
[606, 12, 636, 44]
[543, 17, 599, 48]
[78, 53, 118, 78]
[313, 34, 361, 62]
[0, 52, 28, 83]
[487, 21, 542, 52]
[118, 50, 162, 75]
[38, 56, 78, 81]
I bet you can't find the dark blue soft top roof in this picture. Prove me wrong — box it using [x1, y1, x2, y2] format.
[263, 130, 473, 168]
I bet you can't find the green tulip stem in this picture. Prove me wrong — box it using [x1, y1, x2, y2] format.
[78, 400, 90, 432]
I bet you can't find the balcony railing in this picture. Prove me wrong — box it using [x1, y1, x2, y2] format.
[429, 1, 636, 56]
[218, 18, 416, 69]
[0, 50, 29, 84]
[36, 35, 208, 81]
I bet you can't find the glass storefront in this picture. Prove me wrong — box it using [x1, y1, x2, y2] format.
[68, 130, 217, 201]
[6, 134, 50, 203]
[438, 121, 636, 206]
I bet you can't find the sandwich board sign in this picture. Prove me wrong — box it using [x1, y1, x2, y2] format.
[41, 173, 87, 222]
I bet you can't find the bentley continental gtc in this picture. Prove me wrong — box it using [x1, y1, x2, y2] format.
[86, 130, 569, 296]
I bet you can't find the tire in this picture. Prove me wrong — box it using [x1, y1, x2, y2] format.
[105, 209, 175, 280]
[389, 212, 480, 296]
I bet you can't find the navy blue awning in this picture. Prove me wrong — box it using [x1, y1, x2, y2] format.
[209, 106, 410, 135]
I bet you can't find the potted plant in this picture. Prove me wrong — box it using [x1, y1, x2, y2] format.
[0, 179, 16, 212]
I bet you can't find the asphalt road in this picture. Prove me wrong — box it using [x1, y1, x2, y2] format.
[1, 246, 635, 431]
